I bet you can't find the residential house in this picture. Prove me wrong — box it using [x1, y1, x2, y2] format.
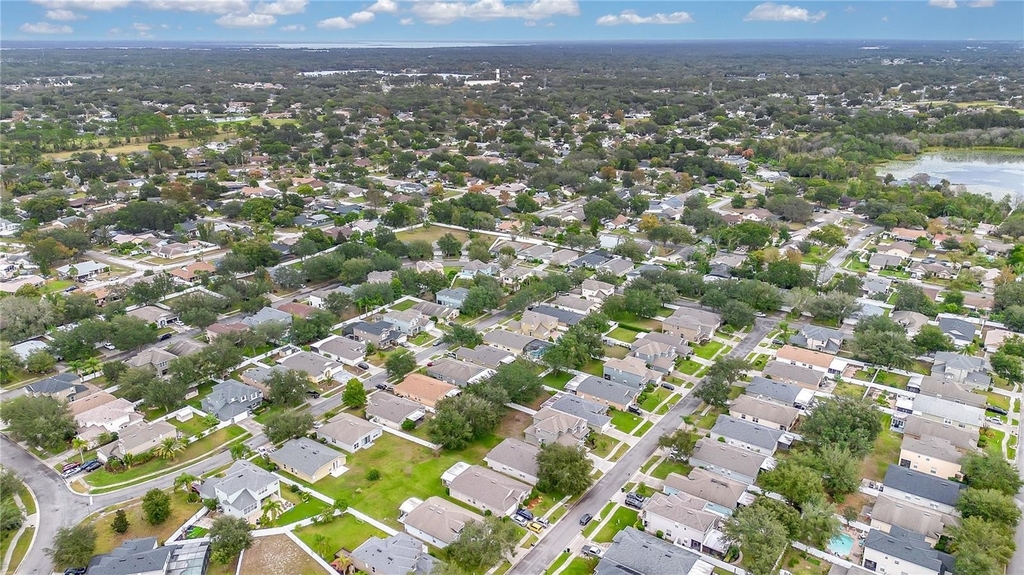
[426, 358, 492, 388]
[524, 407, 589, 447]
[308, 285, 354, 310]
[83, 538, 174, 575]
[455, 345, 514, 369]
[68, 392, 116, 417]
[168, 261, 216, 283]
[862, 527, 954, 575]
[436, 288, 470, 309]
[483, 330, 537, 355]
[567, 251, 612, 270]
[316, 412, 383, 453]
[25, 373, 86, 403]
[200, 380, 263, 422]
[55, 260, 109, 281]
[729, 396, 800, 431]
[881, 242, 916, 258]
[484, 438, 540, 485]
[774, 345, 842, 376]
[881, 464, 964, 514]
[459, 260, 499, 278]
[126, 347, 178, 376]
[574, 376, 639, 411]
[349, 533, 436, 575]
[662, 309, 721, 343]
[598, 258, 634, 277]
[641, 493, 725, 555]
[276, 301, 316, 319]
[500, 266, 543, 287]
[548, 394, 612, 433]
[762, 361, 826, 389]
[510, 309, 559, 339]
[863, 276, 894, 297]
[890, 228, 929, 243]
[367, 270, 395, 284]
[868, 253, 904, 271]
[444, 464, 530, 517]
[744, 376, 815, 409]
[689, 438, 771, 486]
[709, 415, 786, 455]
[905, 395, 985, 431]
[983, 327, 1016, 353]
[869, 495, 956, 546]
[239, 364, 288, 392]
[930, 351, 990, 387]
[197, 460, 280, 521]
[662, 468, 748, 512]
[399, 496, 483, 549]
[268, 437, 345, 483]
[899, 436, 966, 479]
[241, 306, 293, 329]
[311, 335, 366, 366]
[788, 325, 846, 353]
[383, 309, 432, 335]
[603, 356, 660, 388]
[411, 301, 458, 321]
[901, 415, 978, 452]
[352, 321, 404, 348]
[394, 374, 460, 411]
[909, 376, 986, 408]
[365, 393, 426, 430]
[277, 351, 343, 384]
[892, 311, 930, 337]
[936, 316, 977, 349]
[909, 262, 956, 281]
[595, 527, 714, 575]
[547, 249, 580, 267]
[76, 398, 141, 435]
[581, 279, 615, 301]
[630, 334, 690, 375]
[127, 305, 178, 328]
[533, 304, 586, 327]
[206, 321, 249, 343]
[97, 421, 178, 463]
[415, 260, 444, 274]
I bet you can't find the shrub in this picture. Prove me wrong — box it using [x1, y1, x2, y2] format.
[366, 469, 381, 481]
[401, 419, 416, 431]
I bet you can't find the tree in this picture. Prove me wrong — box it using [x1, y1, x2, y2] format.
[697, 358, 749, 408]
[442, 324, 483, 349]
[956, 488, 1021, 527]
[27, 237, 73, 273]
[110, 509, 130, 534]
[427, 404, 474, 450]
[959, 453, 1024, 496]
[798, 494, 841, 548]
[261, 498, 283, 524]
[386, 349, 417, 380]
[430, 394, 501, 449]
[266, 369, 310, 407]
[142, 489, 171, 525]
[437, 233, 463, 257]
[209, 515, 253, 564]
[174, 473, 197, 495]
[291, 310, 336, 344]
[342, 379, 367, 409]
[807, 292, 861, 323]
[264, 411, 314, 444]
[536, 443, 594, 496]
[759, 460, 825, 506]
[0, 395, 76, 451]
[948, 516, 1016, 575]
[230, 444, 251, 461]
[22, 349, 54, 375]
[800, 396, 881, 458]
[154, 437, 185, 460]
[72, 437, 89, 464]
[989, 350, 1023, 382]
[813, 445, 861, 500]
[445, 516, 519, 573]
[108, 315, 158, 351]
[0, 345, 22, 385]
[893, 283, 938, 316]
[46, 524, 96, 570]
[488, 359, 543, 404]
[273, 266, 306, 289]
[658, 428, 699, 461]
[723, 504, 788, 575]
[912, 324, 955, 353]
[852, 323, 915, 370]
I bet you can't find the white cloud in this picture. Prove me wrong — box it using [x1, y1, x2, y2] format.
[32, 0, 130, 10]
[20, 21, 74, 33]
[368, 0, 399, 13]
[108, 26, 121, 33]
[131, 22, 152, 31]
[928, 0, 957, 7]
[411, 0, 579, 25]
[400, 17, 414, 24]
[881, 15, 889, 22]
[744, 2, 826, 22]
[317, 16, 356, 29]
[45, 9, 87, 20]
[349, 10, 376, 24]
[280, 23, 306, 31]
[142, 0, 249, 14]
[215, 12, 277, 26]
[254, 0, 307, 15]
[968, 0, 994, 7]
[596, 10, 694, 25]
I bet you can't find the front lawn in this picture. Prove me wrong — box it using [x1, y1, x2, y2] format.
[693, 341, 724, 360]
[983, 391, 1010, 411]
[90, 491, 201, 555]
[593, 507, 639, 543]
[677, 359, 704, 376]
[608, 326, 644, 343]
[582, 502, 616, 538]
[589, 434, 620, 459]
[610, 410, 643, 434]
[560, 557, 599, 575]
[409, 332, 435, 346]
[979, 427, 1005, 458]
[639, 388, 671, 412]
[85, 426, 248, 488]
[541, 371, 574, 390]
[650, 459, 693, 480]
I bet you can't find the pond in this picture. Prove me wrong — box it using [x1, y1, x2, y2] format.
[881, 150, 1024, 200]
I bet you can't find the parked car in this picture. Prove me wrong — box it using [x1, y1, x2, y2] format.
[103, 343, 116, 350]
[64, 568, 86, 575]
[755, 312, 767, 318]
[375, 383, 392, 392]
[515, 508, 534, 521]
[534, 517, 549, 526]
[62, 462, 80, 473]
[583, 545, 602, 557]
[510, 514, 528, 527]
[357, 362, 370, 370]
[660, 382, 675, 390]
[987, 416, 1003, 424]
[313, 422, 323, 429]
[627, 405, 642, 415]
[306, 390, 321, 399]
[579, 513, 593, 526]
[82, 460, 102, 472]
[986, 405, 1008, 415]
[528, 521, 544, 534]
[159, 332, 173, 341]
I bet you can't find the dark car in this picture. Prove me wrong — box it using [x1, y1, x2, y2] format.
[64, 569, 87, 575]
[986, 405, 1008, 415]
[660, 382, 676, 391]
[627, 405, 642, 415]
[82, 460, 102, 472]
[306, 390, 321, 399]
[515, 508, 533, 521]
[579, 513, 593, 526]
[375, 383, 392, 392]
[357, 362, 370, 370]
[159, 332, 173, 341]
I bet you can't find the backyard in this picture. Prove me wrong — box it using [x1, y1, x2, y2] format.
[649, 459, 693, 480]
[854, 369, 910, 389]
[608, 326, 644, 343]
[861, 417, 902, 482]
[168, 415, 215, 439]
[294, 513, 388, 557]
[239, 534, 325, 575]
[89, 490, 201, 555]
[602, 345, 629, 359]
[541, 371, 574, 390]
[270, 487, 329, 527]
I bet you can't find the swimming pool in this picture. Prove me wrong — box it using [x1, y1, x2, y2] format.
[828, 534, 854, 557]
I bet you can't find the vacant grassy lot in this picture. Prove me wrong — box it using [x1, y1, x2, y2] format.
[593, 507, 639, 543]
[240, 534, 325, 575]
[295, 513, 388, 557]
[602, 345, 629, 359]
[608, 312, 662, 332]
[693, 341, 724, 360]
[610, 410, 643, 434]
[861, 421, 902, 482]
[650, 459, 693, 480]
[608, 326, 643, 343]
[541, 370, 574, 390]
[90, 491, 201, 555]
[396, 226, 470, 246]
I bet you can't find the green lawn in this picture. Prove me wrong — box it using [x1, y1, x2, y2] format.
[5, 525, 33, 574]
[396, 226, 469, 246]
[583, 502, 616, 538]
[640, 388, 671, 412]
[544, 552, 574, 575]
[693, 341, 725, 360]
[632, 421, 653, 437]
[650, 459, 693, 480]
[168, 415, 215, 439]
[593, 507, 639, 543]
[602, 345, 629, 359]
[854, 369, 909, 389]
[390, 299, 417, 312]
[91, 491, 201, 555]
[696, 408, 724, 430]
[581, 360, 604, 377]
[185, 380, 217, 410]
[270, 488, 329, 527]
[541, 371, 574, 390]
[983, 391, 1011, 411]
[85, 426, 248, 488]
[655, 395, 681, 415]
[750, 354, 769, 370]
[409, 331, 435, 346]
[589, 434, 620, 459]
[608, 312, 663, 332]
[301, 432, 500, 529]
[560, 557, 599, 575]
[610, 410, 643, 434]
[833, 381, 865, 400]
[979, 428, 1006, 458]
[861, 421, 902, 482]
[677, 359, 704, 375]
[608, 326, 644, 343]
[295, 513, 388, 557]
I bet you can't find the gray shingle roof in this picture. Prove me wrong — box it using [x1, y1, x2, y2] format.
[744, 376, 801, 404]
[455, 345, 514, 369]
[596, 527, 706, 575]
[485, 438, 540, 479]
[532, 304, 584, 326]
[351, 533, 436, 575]
[882, 464, 965, 507]
[366, 393, 424, 425]
[864, 527, 953, 573]
[270, 437, 343, 477]
[710, 415, 785, 451]
[575, 376, 638, 405]
[86, 538, 172, 575]
[937, 317, 976, 341]
[549, 394, 611, 429]
[26, 373, 85, 395]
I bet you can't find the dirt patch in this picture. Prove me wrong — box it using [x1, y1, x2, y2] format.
[240, 534, 325, 575]
[498, 410, 533, 438]
[836, 491, 874, 522]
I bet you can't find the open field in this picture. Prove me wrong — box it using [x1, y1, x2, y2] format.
[240, 534, 325, 575]
[89, 491, 201, 555]
[396, 226, 470, 245]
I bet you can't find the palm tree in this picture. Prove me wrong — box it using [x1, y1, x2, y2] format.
[331, 554, 353, 574]
[154, 437, 185, 461]
[230, 443, 250, 461]
[261, 498, 283, 525]
[71, 437, 89, 464]
[312, 534, 332, 559]
[174, 472, 197, 494]
[81, 357, 102, 375]
[120, 452, 135, 469]
[332, 499, 348, 515]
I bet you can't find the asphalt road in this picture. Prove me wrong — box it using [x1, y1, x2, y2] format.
[509, 316, 777, 574]
[1008, 411, 1024, 575]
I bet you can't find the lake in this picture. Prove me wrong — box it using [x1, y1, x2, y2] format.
[881, 150, 1024, 201]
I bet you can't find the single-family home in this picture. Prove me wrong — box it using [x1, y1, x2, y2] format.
[268, 437, 346, 483]
[774, 345, 841, 376]
[547, 249, 580, 267]
[983, 328, 1017, 353]
[168, 261, 216, 283]
[76, 398, 141, 434]
[729, 395, 800, 431]
[533, 304, 586, 327]
[548, 394, 612, 433]
[25, 373, 86, 403]
[436, 288, 470, 309]
[399, 496, 483, 549]
[197, 460, 280, 521]
[455, 345, 514, 369]
[426, 358, 492, 388]
[394, 374, 460, 411]
[598, 258, 635, 277]
[662, 309, 721, 343]
[316, 412, 383, 453]
[629, 335, 689, 375]
[641, 493, 725, 555]
[909, 262, 956, 281]
[662, 468, 748, 512]
[868, 253, 904, 271]
[524, 407, 589, 447]
[881, 464, 964, 514]
[930, 351, 990, 387]
[276, 301, 316, 319]
[869, 495, 956, 546]
[510, 310, 559, 339]
[567, 251, 612, 270]
[862, 276, 894, 297]
[907, 395, 985, 431]
[574, 376, 639, 411]
[936, 316, 977, 349]
[762, 361, 826, 389]
[86, 538, 211, 575]
[899, 436, 966, 479]
[365, 393, 426, 430]
[311, 335, 366, 366]
[383, 309, 432, 335]
[689, 438, 771, 486]
[892, 311, 930, 337]
[909, 376, 986, 408]
[206, 321, 249, 343]
[444, 464, 530, 517]
[744, 376, 815, 409]
[901, 415, 978, 452]
[596, 527, 713, 575]
[349, 533, 436, 575]
[862, 527, 954, 575]
[56, 260, 109, 281]
[483, 330, 538, 355]
[484, 438, 540, 485]
[366, 270, 395, 284]
[411, 301, 458, 321]
[890, 227, 929, 243]
[127, 305, 178, 328]
[603, 356, 660, 389]
[97, 421, 178, 462]
[352, 321, 404, 348]
[277, 351, 343, 384]
[126, 347, 178, 376]
[881, 242, 916, 258]
[581, 279, 615, 301]
[459, 260, 500, 278]
[788, 325, 846, 353]
[200, 380, 263, 422]
[709, 415, 786, 455]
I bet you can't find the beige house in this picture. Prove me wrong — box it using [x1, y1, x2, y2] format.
[268, 437, 345, 483]
[661, 309, 721, 343]
[444, 464, 529, 517]
[394, 374, 460, 411]
[524, 407, 588, 447]
[96, 420, 178, 462]
[509, 310, 559, 339]
[399, 496, 483, 549]
[898, 436, 966, 479]
[869, 494, 957, 546]
[728, 395, 800, 431]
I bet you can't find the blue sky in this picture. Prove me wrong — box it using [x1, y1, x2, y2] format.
[2, 1, 1022, 43]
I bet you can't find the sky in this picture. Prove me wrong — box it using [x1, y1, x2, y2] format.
[2, 0, 1022, 43]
